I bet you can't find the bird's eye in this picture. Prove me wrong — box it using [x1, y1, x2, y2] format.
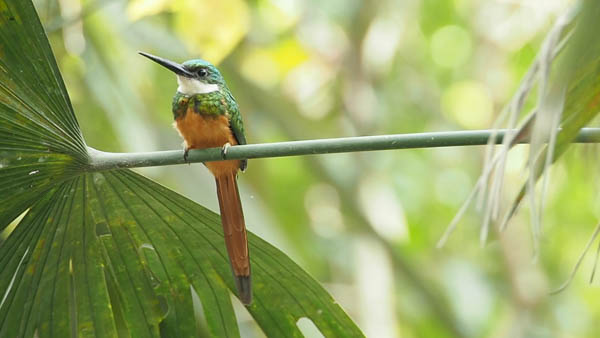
[197, 68, 208, 77]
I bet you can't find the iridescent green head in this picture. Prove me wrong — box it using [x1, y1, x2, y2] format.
[139, 52, 226, 96]
[180, 59, 224, 85]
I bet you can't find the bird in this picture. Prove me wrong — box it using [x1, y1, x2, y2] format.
[139, 51, 251, 305]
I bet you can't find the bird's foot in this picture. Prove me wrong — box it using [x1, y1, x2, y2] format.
[221, 143, 231, 159]
[183, 148, 190, 164]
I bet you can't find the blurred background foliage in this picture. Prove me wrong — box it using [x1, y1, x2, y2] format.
[27, 0, 600, 336]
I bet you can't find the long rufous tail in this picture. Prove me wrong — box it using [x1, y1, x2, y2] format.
[215, 173, 251, 305]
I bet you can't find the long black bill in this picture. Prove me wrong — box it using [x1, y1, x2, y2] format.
[138, 51, 194, 77]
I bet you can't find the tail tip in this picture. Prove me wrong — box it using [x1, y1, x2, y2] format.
[234, 275, 252, 305]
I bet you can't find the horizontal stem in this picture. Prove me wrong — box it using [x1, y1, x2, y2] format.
[87, 128, 600, 171]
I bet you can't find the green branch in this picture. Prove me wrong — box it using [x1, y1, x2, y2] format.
[87, 128, 600, 171]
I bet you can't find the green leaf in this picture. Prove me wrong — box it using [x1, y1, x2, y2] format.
[501, 0, 600, 226]
[1, 170, 362, 337]
[440, 1, 600, 248]
[0, 0, 87, 230]
[0, 0, 363, 337]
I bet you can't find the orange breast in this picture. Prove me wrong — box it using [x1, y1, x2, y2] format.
[174, 110, 240, 176]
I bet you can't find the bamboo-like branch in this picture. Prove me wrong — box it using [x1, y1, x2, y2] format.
[87, 128, 600, 171]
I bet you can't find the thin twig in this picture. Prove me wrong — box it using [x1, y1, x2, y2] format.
[86, 128, 600, 171]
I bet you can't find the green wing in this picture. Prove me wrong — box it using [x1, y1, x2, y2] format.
[230, 105, 246, 146]
[227, 92, 247, 170]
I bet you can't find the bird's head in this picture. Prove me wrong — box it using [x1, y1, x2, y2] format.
[139, 51, 225, 95]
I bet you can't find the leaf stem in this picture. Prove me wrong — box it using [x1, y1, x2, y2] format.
[87, 128, 600, 171]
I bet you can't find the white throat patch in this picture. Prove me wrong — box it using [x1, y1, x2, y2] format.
[176, 76, 219, 95]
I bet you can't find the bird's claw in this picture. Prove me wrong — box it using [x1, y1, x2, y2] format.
[221, 143, 231, 159]
[183, 148, 190, 164]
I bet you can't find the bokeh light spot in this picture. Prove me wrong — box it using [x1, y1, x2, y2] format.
[240, 49, 281, 89]
[430, 25, 472, 68]
[441, 81, 493, 129]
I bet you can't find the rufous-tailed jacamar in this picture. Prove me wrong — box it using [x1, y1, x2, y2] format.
[139, 52, 251, 305]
